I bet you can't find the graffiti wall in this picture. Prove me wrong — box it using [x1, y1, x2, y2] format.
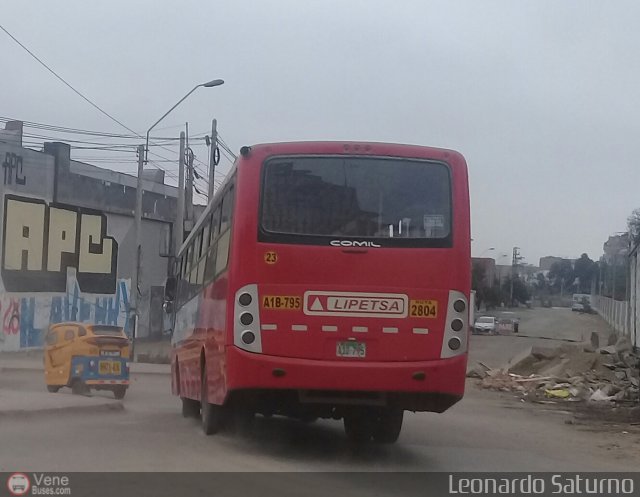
[0, 193, 130, 352]
[0, 274, 130, 351]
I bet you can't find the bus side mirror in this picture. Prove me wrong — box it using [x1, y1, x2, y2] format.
[165, 276, 177, 302]
[163, 300, 174, 315]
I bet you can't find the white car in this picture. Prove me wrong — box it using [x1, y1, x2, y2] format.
[473, 316, 497, 334]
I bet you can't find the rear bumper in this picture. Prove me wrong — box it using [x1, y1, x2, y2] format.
[85, 379, 129, 386]
[226, 347, 466, 411]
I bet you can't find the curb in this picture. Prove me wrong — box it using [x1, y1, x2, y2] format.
[0, 400, 124, 419]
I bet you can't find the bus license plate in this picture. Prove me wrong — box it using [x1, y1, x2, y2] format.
[336, 341, 366, 358]
[262, 295, 302, 310]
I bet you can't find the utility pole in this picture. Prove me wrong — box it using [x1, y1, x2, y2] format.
[174, 132, 186, 256]
[510, 246, 521, 306]
[208, 118, 217, 200]
[185, 122, 194, 226]
[131, 144, 145, 358]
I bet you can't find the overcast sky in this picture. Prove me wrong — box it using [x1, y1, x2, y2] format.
[2, 1, 639, 265]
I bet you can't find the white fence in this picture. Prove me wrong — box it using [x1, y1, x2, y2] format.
[592, 295, 629, 338]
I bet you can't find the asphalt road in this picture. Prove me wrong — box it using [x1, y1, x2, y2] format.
[1, 308, 637, 477]
[470, 306, 612, 369]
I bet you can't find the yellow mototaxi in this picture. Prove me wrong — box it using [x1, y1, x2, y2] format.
[44, 322, 130, 399]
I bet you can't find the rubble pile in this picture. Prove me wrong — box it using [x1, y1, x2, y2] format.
[468, 333, 640, 404]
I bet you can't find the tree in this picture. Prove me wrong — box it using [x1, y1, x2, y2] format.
[501, 276, 530, 304]
[548, 260, 575, 295]
[628, 208, 640, 245]
[573, 253, 596, 293]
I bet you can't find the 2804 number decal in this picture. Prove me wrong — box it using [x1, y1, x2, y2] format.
[409, 300, 438, 318]
[262, 295, 301, 310]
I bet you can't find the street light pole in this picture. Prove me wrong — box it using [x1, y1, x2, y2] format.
[131, 78, 223, 358]
[207, 118, 218, 200]
[144, 79, 224, 163]
[130, 144, 145, 358]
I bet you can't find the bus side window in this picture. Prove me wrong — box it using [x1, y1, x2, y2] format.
[177, 256, 188, 308]
[210, 206, 221, 244]
[204, 241, 217, 283]
[195, 230, 206, 285]
[220, 187, 234, 233]
[215, 230, 230, 275]
[211, 187, 234, 276]
[201, 215, 211, 257]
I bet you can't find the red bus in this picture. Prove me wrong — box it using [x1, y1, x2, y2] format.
[166, 141, 470, 443]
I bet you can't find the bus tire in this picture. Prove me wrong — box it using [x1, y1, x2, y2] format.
[182, 397, 201, 418]
[46, 385, 61, 393]
[343, 414, 373, 444]
[372, 409, 403, 444]
[201, 366, 224, 435]
[113, 386, 127, 400]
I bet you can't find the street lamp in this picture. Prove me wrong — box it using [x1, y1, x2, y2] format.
[131, 78, 224, 358]
[144, 78, 224, 163]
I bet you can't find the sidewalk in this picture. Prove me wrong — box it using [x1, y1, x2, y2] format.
[0, 357, 170, 375]
[0, 389, 124, 418]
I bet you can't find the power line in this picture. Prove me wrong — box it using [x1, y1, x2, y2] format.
[0, 27, 207, 186]
[0, 24, 136, 137]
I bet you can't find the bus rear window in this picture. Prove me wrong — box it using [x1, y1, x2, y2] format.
[260, 157, 451, 246]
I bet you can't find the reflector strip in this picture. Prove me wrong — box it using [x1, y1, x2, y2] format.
[291, 325, 308, 332]
[322, 325, 338, 332]
[352, 326, 368, 333]
[261, 324, 278, 331]
[382, 327, 399, 334]
[413, 328, 429, 334]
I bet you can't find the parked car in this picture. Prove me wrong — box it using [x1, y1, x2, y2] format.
[571, 301, 585, 312]
[473, 316, 497, 335]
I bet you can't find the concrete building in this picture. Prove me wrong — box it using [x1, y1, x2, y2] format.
[0, 120, 191, 351]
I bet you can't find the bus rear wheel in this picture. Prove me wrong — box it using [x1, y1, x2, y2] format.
[372, 408, 403, 444]
[182, 397, 201, 418]
[201, 366, 224, 435]
[46, 385, 61, 393]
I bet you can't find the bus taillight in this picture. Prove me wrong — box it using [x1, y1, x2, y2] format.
[234, 284, 262, 353]
[440, 290, 469, 358]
